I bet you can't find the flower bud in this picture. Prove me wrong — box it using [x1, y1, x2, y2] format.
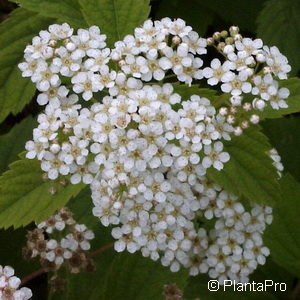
[250, 114, 260, 124]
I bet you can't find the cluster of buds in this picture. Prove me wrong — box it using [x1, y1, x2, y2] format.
[206, 26, 290, 136]
[23, 208, 95, 278]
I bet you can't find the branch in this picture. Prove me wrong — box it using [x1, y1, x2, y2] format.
[21, 267, 49, 286]
[21, 242, 114, 286]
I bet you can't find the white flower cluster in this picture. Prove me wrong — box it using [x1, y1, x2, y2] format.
[111, 18, 207, 85]
[19, 20, 287, 283]
[0, 266, 32, 300]
[24, 208, 95, 273]
[205, 27, 291, 111]
[19, 23, 113, 103]
[93, 171, 272, 282]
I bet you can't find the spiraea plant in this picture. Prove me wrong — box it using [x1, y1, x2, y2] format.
[0, 0, 299, 299]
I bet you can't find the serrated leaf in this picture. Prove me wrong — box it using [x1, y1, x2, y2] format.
[0, 156, 84, 229]
[101, 252, 188, 300]
[0, 116, 36, 174]
[173, 83, 219, 99]
[258, 78, 300, 119]
[78, 0, 151, 46]
[256, 0, 300, 76]
[264, 174, 300, 277]
[262, 116, 300, 182]
[172, 83, 226, 108]
[200, 0, 267, 33]
[0, 228, 40, 277]
[11, 0, 86, 28]
[0, 9, 54, 123]
[50, 188, 188, 300]
[207, 126, 281, 205]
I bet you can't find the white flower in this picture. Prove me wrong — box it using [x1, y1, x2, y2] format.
[221, 73, 252, 96]
[72, 72, 100, 100]
[182, 30, 207, 55]
[36, 85, 69, 106]
[202, 142, 230, 170]
[203, 59, 235, 86]
[52, 47, 81, 76]
[263, 45, 291, 79]
[0, 265, 32, 300]
[85, 48, 111, 72]
[159, 44, 192, 74]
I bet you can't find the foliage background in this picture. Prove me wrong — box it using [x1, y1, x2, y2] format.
[0, 0, 299, 299]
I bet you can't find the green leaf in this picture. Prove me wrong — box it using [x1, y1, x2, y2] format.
[264, 174, 300, 277]
[251, 259, 295, 299]
[256, 0, 300, 76]
[207, 126, 281, 205]
[201, 0, 267, 33]
[51, 188, 188, 300]
[155, 0, 215, 36]
[262, 116, 300, 182]
[258, 78, 300, 119]
[0, 116, 36, 174]
[173, 83, 218, 99]
[172, 83, 226, 108]
[0, 8, 54, 123]
[101, 252, 188, 300]
[0, 155, 84, 229]
[78, 0, 151, 46]
[11, 0, 86, 28]
[0, 228, 40, 277]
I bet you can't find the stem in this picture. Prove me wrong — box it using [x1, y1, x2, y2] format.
[20, 243, 114, 286]
[89, 242, 114, 258]
[21, 267, 49, 287]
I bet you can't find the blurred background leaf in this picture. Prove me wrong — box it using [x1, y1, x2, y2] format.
[257, 0, 300, 76]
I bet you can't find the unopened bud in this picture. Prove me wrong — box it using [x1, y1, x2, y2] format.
[241, 120, 249, 129]
[59, 179, 68, 187]
[172, 36, 181, 45]
[217, 42, 226, 51]
[256, 53, 266, 63]
[252, 99, 265, 110]
[118, 59, 126, 67]
[206, 37, 214, 46]
[229, 26, 240, 36]
[234, 34, 242, 41]
[250, 114, 260, 124]
[230, 95, 242, 106]
[48, 187, 57, 195]
[213, 32, 221, 41]
[219, 107, 228, 116]
[225, 37, 234, 45]
[220, 30, 228, 38]
[49, 40, 57, 48]
[50, 143, 60, 154]
[234, 126, 243, 136]
[42, 173, 49, 181]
